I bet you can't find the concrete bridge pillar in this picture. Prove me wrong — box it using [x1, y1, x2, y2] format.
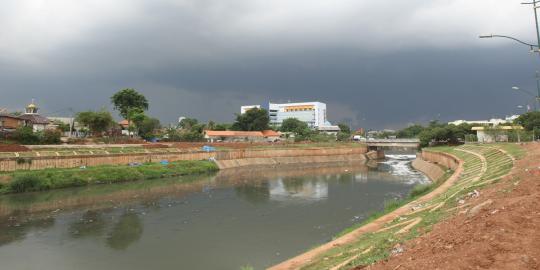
[366, 147, 385, 160]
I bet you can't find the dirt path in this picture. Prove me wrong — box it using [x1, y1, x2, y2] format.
[362, 143, 540, 270]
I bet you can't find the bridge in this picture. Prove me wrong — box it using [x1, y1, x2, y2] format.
[365, 139, 420, 149]
[363, 139, 420, 160]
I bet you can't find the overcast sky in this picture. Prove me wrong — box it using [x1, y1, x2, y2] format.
[1, 0, 539, 129]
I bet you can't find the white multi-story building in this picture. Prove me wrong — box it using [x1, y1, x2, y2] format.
[268, 101, 339, 131]
[240, 105, 262, 114]
[448, 115, 520, 127]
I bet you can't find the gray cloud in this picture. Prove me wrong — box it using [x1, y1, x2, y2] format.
[1, 0, 538, 129]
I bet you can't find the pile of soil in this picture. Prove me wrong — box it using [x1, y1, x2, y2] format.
[0, 144, 29, 152]
[360, 143, 540, 270]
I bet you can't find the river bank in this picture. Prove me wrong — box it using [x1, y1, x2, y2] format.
[364, 143, 537, 270]
[270, 143, 521, 270]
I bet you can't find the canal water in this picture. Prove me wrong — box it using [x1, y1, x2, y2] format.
[0, 155, 427, 270]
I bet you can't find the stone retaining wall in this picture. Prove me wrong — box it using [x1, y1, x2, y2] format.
[215, 154, 366, 170]
[421, 150, 460, 170]
[411, 158, 445, 182]
[412, 150, 461, 182]
[0, 146, 367, 172]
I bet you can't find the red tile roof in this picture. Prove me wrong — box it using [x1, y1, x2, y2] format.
[261, 130, 280, 137]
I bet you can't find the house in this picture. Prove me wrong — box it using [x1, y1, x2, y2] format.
[204, 130, 281, 143]
[118, 120, 134, 136]
[472, 126, 524, 143]
[18, 102, 50, 132]
[0, 113, 24, 131]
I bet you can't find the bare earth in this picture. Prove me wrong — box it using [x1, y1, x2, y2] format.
[360, 143, 540, 270]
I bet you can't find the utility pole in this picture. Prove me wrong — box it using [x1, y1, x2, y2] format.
[525, 1, 540, 109]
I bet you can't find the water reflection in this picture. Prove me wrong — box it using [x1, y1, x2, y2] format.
[107, 212, 143, 250]
[235, 182, 270, 204]
[270, 178, 328, 201]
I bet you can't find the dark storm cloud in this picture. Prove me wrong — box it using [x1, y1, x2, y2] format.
[0, 0, 538, 128]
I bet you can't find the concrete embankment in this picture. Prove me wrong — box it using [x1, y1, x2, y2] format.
[411, 150, 461, 183]
[411, 158, 445, 182]
[0, 146, 368, 172]
[215, 155, 366, 169]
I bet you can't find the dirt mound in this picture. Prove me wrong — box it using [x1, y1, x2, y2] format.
[362, 143, 540, 270]
[0, 144, 30, 152]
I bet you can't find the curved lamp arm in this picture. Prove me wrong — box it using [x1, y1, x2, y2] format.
[479, 34, 539, 48]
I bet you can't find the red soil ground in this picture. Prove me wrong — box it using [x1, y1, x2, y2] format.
[0, 144, 29, 152]
[358, 143, 540, 270]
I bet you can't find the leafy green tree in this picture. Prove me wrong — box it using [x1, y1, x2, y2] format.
[213, 123, 230, 131]
[111, 89, 149, 132]
[232, 108, 270, 131]
[138, 118, 161, 140]
[179, 118, 199, 130]
[337, 123, 351, 134]
[515, 111, 540, 131]
[396, 124, 425, 138]
[75, 110, 115, 136]
[280, 118, 308, 132]
[129, 112, 161, 139]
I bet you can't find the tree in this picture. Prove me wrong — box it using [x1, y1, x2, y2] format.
[179, 118, 199, 130]
[111, 89, 149, 133]
[280, 118, 308, 132]
[337, 123, 351, 134]
[206, 120, 216, 131]
[515, 111, 540, 131]
[138, 118, 161, 140]
[75, 110, 115, 136]
[232, 108, 270, 131]
[396, 124, 425, 138]
[213, 123, 230, 131]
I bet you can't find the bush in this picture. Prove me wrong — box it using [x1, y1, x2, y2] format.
[9, 174, 50, 193]
[41, 129, 62, 144]
[12, 127, 40, 145]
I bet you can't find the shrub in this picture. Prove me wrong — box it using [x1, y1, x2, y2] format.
[9, 174, 49, 193]
[12, 127, 40, 145]
[41, 129, 62, 144]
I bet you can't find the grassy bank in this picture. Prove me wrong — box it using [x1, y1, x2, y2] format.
[293, 143, 521, 270]
[0, 160, 219, 194]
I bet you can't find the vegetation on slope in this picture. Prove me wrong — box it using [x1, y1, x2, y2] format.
[0, 160, 218, 194]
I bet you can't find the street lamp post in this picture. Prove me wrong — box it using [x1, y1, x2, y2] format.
[479, 1, 540, 113]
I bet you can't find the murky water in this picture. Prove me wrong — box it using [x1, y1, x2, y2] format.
[0, 156, 427, 270]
